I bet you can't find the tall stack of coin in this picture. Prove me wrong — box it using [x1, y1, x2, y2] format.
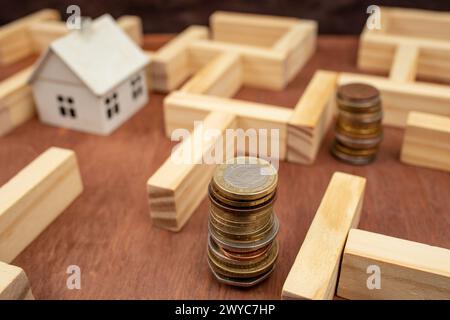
[331, 83, 383, 165]
[207, 156, 279, 287]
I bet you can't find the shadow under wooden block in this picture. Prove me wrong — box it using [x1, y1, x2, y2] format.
[147, 111, 237, 231]
[287, 70, 337, 165]
[282, 172, 366, 300]
[401, 111, 450, 172]
[0, 262, 34, 300]
[0, 147, 83, 263]
[0, 9, 60, 66]
[0, 66, 35, 137]
[338, 73, 450, 128]
[337, 229, 450, 300]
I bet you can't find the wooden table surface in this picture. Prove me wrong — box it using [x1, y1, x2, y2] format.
[1, 35, 449, 299]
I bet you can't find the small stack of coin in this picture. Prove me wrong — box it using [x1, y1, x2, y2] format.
[331, 83, 383, 165]
[207, 156, 279, 287]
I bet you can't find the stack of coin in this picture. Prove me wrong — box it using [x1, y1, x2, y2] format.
[331, 83, 383, 165]
[207, 156, 279, 287]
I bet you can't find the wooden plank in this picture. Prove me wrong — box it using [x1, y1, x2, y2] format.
[180, 52, 242, 97]
[287, 70, 337, 164]
[164, 91, 292, 159]
[272, 22, 317, 83]
[401, 111, 450, 172]
[337, 228, 450, 300]
[389, 44, 419, 82]
[338, 72, 450, 127]
[384, 7, 450, 42]
[0, 147, 83, 263]
[0, 262, 34, 300]
[0, 9, 60, 66]
[211, 11, 300, 47]
[189, 40, 286, 90]
[147, 111, 236, 231]
[117, 15, 143, 46]
[358, 30, 450, 83]
[0, 66, 35, 136]
[151, 26, 208, 92]
[28, 20, 67, 53]
[28, 15, 143, 55]
[282, 172, 366, 300]
[144, 51, 153, 90]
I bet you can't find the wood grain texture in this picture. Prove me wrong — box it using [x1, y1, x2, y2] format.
[337, 228, 450, 300]
[0, 9, 60, 66]
[0, 65, 34, 136]
[0, 35, 448, 299]
[282, 172, 366, 300]
[287, 70, 337, 164]
[0, 261, 34, 300]
[147, 111, 236, 231]
[389, 44, 419, 82]
[401, 111, 450, 172]
[358, 7, 450, 84]
[338, 73, 450, 127]
[180, 52, 242, 97]
[0, 147, 83, 263]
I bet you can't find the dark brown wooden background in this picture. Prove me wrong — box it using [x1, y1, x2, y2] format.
[0, 34, 449, 299]
[2, 0, 450, 34]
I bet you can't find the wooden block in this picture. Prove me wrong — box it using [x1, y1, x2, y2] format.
[164, 91, 292, 159]
[338, 73, 450, 127]
[358, 25, 450, 83]
[337, 229, 450, 300]
[287, 70, 337, 164]
[0, 147, 83, 263]
[180, 52, 242, 97]
[383, 7, 450, 42]
[401, 111, 450, 172]
[117, 15, 143, 46]
[0, 66, 35, 136]
[0, 9, 60, 66]
[389, 44, 419, 82]
[147, 111, 236, 231]
[211, 11, 300, 47]
[189, 40, 286, 90]
[28, 20, 67, 53]
[151, 26, 208, 92]
[28, 15, 143, 55]
[282, 172, 366, 300]
[144, 51, 153, 90]
[0, 262, 34, 300]
[272, 22, 317, 83]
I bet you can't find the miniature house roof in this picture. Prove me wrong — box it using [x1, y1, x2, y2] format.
[29, 14, 150, 96]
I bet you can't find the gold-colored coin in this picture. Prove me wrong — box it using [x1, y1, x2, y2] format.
[207, 258, 276, 287]
[337, 83, 381, 113]
[207, 240, 278, 279]
[208, 214, 279, 252]
[206, 156, 279, 286]
[211, 157, 277, 202]
[331, 141, 377, 165]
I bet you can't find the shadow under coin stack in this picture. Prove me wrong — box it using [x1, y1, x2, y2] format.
[207, 157, 279, 287]
[331, 83, 383, 165]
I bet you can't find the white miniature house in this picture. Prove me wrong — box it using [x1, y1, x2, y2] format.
[28, 14, 150, 135]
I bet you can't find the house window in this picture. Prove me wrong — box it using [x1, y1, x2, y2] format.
[130, 75, 143, 100]
[105, 92, 119, 119]
[57, 95, 77, 118]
